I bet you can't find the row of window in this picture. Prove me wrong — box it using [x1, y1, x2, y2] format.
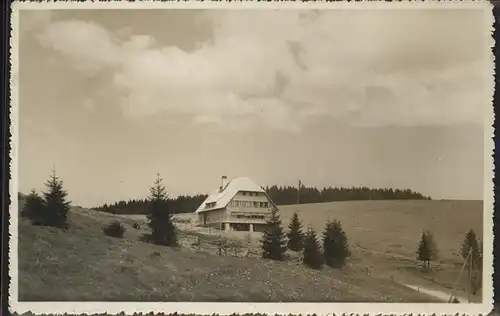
[228, 201, 269, 208]
[235, 214, 265, 220]
[240, 191, 261, 197]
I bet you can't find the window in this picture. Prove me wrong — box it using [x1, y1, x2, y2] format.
[235, 214, 265, 220]
[206, 202, 217, 208]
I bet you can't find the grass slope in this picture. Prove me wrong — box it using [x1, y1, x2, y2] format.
[277, 200, 483, 300]
[18, 207, 439, 302]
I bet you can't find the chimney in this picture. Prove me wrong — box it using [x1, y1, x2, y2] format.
[220, 176, 228, 192]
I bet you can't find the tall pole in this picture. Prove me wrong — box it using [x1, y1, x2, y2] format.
[297, 180, 301, 204]
[448, 248, 472, 303]
[468, 248, 473, 303]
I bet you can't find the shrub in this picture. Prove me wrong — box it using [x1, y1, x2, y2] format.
[21, 189, 45, 221]
[103, 221, 126, 238]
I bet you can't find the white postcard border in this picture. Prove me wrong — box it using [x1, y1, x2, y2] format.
[8, 1, 496, 315]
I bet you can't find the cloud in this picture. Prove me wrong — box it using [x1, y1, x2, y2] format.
[37, 20, 121, 76]
[20, 10, 55, 33]
[33, 9, 490, 132]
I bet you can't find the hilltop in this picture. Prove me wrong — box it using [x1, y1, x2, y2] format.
[18, 200, 444, 302]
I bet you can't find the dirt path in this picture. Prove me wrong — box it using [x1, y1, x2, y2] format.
[401, 283, 468, 303]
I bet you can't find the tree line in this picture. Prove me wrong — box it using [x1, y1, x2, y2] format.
[93, 194, 208, 215]
[93, 184, 430, 215]
[265, 185, 431, 205]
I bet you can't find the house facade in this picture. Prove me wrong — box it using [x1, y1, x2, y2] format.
[195, 176, 279, 232]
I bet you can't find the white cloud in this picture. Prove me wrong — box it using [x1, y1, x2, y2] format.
[20, 10, 54, 33]
[34, 9, 490, 132]
[37, 20, 121, 76]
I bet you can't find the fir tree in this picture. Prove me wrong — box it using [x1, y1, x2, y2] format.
[303, 226, 323, 269]
[21, 189, 45, 221]
[40, 169, 71, 228]
[322, 220, 351, 268]
[416, 230, 438, 271]
[147, 173, 177, 246]
[461, 229, 480, 262]
[286, 212, 304, 251]
[460, 229, 482, 295]
[261, 208, 287, 261]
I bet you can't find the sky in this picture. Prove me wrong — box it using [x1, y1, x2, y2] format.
[17, 8, 491, 207]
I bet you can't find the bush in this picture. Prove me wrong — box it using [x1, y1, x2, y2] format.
[103, 221, 126, 238]
[21, 189, 45, 221]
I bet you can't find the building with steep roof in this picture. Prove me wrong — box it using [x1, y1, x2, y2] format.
[195, 176, 278, 232]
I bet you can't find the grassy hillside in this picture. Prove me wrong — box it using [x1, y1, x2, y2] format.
[18, 206, 441, 302]
[278, 200, 483, 264]
[173, 199, 483, 301]
[277, 200, 483, 300]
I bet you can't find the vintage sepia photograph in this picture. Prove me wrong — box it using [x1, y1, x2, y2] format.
[9, 1, 495, 315]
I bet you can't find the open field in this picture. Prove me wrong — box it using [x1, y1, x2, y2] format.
[18, 206, 440, 302]
[17, 199, 483, 302]
[283, 200, 484, 301]
[172, 199, 484, 301]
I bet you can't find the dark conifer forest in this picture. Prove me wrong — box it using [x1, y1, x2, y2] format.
[92, 185, 430, 215]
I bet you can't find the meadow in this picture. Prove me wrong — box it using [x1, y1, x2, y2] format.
[278, 200, 484, 301]
[17, 198, 483, 302]
[174, 199, 484, 301]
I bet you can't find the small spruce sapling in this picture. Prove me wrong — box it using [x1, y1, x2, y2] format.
[40, 169, 71, 229]
[287, 212, 304, 251]
[416, 230, 438, 271]
[303, 226, 323, 269]
[147, 173, 178, 246]
[460, 229, 482, 295]
[322, 220, 351, 268]
[261, 208, 287, 261]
